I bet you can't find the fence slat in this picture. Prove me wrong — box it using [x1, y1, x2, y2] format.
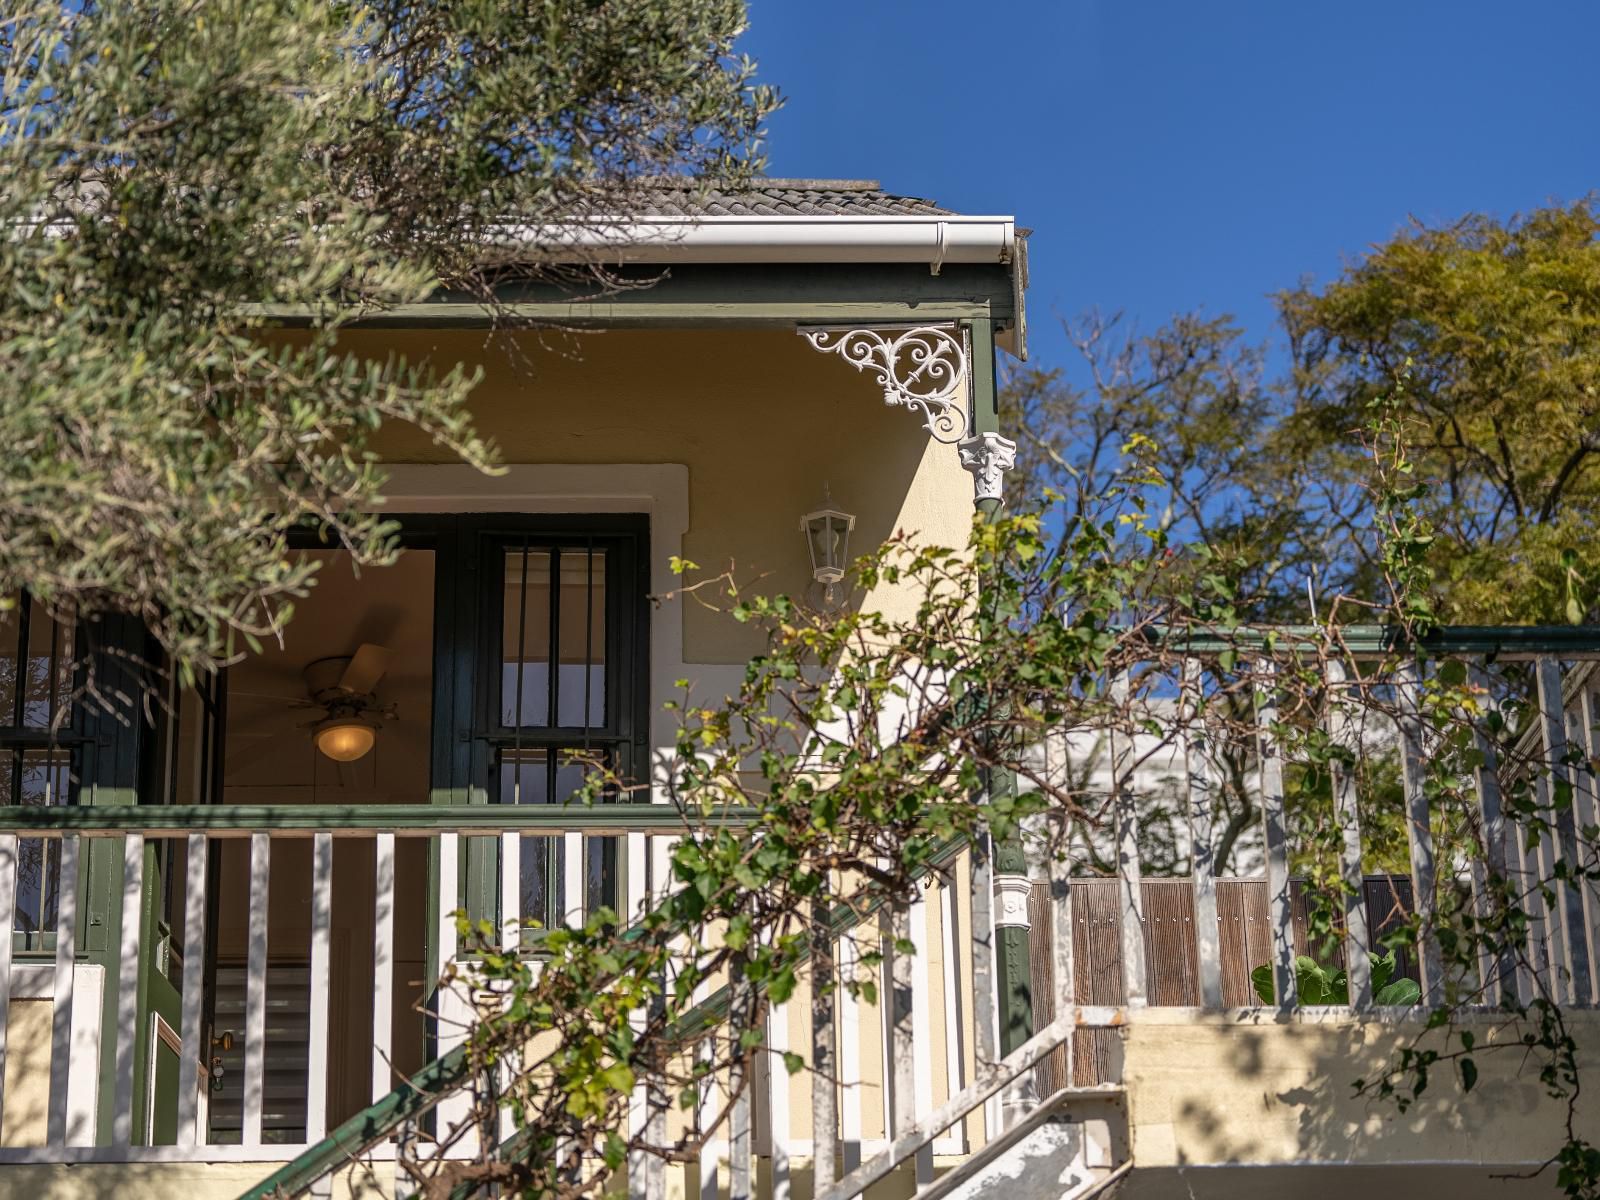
[1468, 665, 1520, 1006]
[1396, 661, 1446, 1007]
[111, 833, 145, 1146]
[1579, 686, 1600, 1005]
[1325, 661, 1372, 1008]
[305, 833, 333, 1143]
[0, 834, 14, 1141]
[47, 834, 79, 1147]
[809, 898, 838, 1192]
[1111, 671, 1148, 1008]
[1537, 657, 1596, 1005]
[1255, 662, 1296, 1009]
[1181, 661, 1223, 1008]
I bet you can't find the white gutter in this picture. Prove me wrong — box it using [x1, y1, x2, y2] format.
[493, 214, 1016, 270]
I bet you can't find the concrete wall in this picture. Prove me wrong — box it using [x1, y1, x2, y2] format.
[1121, 1007, 1600, 1189]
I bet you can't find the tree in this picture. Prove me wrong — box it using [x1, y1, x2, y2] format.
[0, 0, 775, 683]
[1007, 199, 1600, 627]
[1279, 199, 1600, 624]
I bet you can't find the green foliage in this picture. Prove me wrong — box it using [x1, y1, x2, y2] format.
[0, 0, 774, 681]
[1249, 951, 1421, 1007]
[1009, 200, 1600, 627]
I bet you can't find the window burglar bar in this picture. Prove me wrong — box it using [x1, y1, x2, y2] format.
[498, 541, 622, 932]
[0, 595, 78, 941]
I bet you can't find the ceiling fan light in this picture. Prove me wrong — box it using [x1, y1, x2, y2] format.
[314, 715, 376, 763]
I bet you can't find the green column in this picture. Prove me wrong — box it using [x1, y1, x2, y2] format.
[963, 319, 1034, 1060]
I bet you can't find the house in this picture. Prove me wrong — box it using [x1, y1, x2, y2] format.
[0, 180, 1596, 1200]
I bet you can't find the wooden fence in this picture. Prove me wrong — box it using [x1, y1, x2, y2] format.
[1030, 874, 1419, 1088]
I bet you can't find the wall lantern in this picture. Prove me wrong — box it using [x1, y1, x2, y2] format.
[800, 489, 855, 606]
[313, 713, 378, 762]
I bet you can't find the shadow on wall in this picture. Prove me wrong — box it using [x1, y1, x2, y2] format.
[1124, 1009, 1595, 1186]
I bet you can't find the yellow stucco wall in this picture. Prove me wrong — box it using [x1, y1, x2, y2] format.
[352, 328, 975, 664]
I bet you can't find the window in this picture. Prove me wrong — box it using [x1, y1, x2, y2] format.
[483, 522, 648, 929]
[0, 595, 78, 938]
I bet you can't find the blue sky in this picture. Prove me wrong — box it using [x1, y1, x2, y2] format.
[741, 1, 1599, 372]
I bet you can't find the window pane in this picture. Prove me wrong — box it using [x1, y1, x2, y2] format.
[0, 597, 74, 730]
[501, 548, 606, 729]
[557, 549, 606, 729]
[497, 749, 614, 928]
[502, 550, 552, 726]
[9, 750, 68, 934]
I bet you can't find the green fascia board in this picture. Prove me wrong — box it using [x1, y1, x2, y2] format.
[1132, 623, 1600, 660]
[251, 262, 1014, 329]
[0, 802, 758, 834]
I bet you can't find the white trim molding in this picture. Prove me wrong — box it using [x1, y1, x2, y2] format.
[380, 464, 690, 802]
[798, 324, 971, 444]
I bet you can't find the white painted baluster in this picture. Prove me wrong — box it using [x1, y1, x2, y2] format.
[1469, 665, 1520, 1006]
[499, 828, 523, 1148]
[1111, 670, 1148, 1007]
[47, 833, 80, 1147]
[626, 830, 648, 922]
[767, 999, 792, 1200]
[728, 961, 753, 1200]
[242, 832, 269, 1146]
[810, 898, 839, 1193]
[1579, 687, 1600, 1005]
[1254, 662, 1296, 1008]
[436, 832, 472, 1149]
[177, 834, 208, 1145]
[1326, 660, 1372, 1008]
[695, 976, 720, 1200]
[1047, 823, 1075, 1090]
[1182, 660, 1223, 1009]
[306, 833, 333, 1143]
[373, 833, 396, 1103]
[937, 877, 968, 1153]
[500, 830, 521, 953]
[112, 832, 145, 1146]
[46, 832, 78, 1152]
[0, 833, 14, 1142]
[838, 934, 863, 1172]
[908, 888, 935, 1184]
[1537, 657, 1595, 1005]
[1396, 661, 1445, 1007]
[968, 837, 999, 1142]
[564, 830, 584, 927]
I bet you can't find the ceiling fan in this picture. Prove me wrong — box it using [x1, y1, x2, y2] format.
[225, 643, 395, 777]
[302, 643, 394, 762]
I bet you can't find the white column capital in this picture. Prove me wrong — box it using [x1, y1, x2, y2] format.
[958, 432, 1018, 505]
[993, 873, 1032, 929]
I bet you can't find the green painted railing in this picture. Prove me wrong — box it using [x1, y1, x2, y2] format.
[1136, 623, 1600, 659]
[0, 803, 760, 834]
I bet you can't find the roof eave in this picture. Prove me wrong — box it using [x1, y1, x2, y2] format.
[491, 213, 1017, 268]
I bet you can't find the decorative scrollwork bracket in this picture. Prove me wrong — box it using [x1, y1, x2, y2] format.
[798, 324, 971, 444]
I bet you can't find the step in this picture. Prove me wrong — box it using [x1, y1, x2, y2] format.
[919, 1087, 1126, 1200]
